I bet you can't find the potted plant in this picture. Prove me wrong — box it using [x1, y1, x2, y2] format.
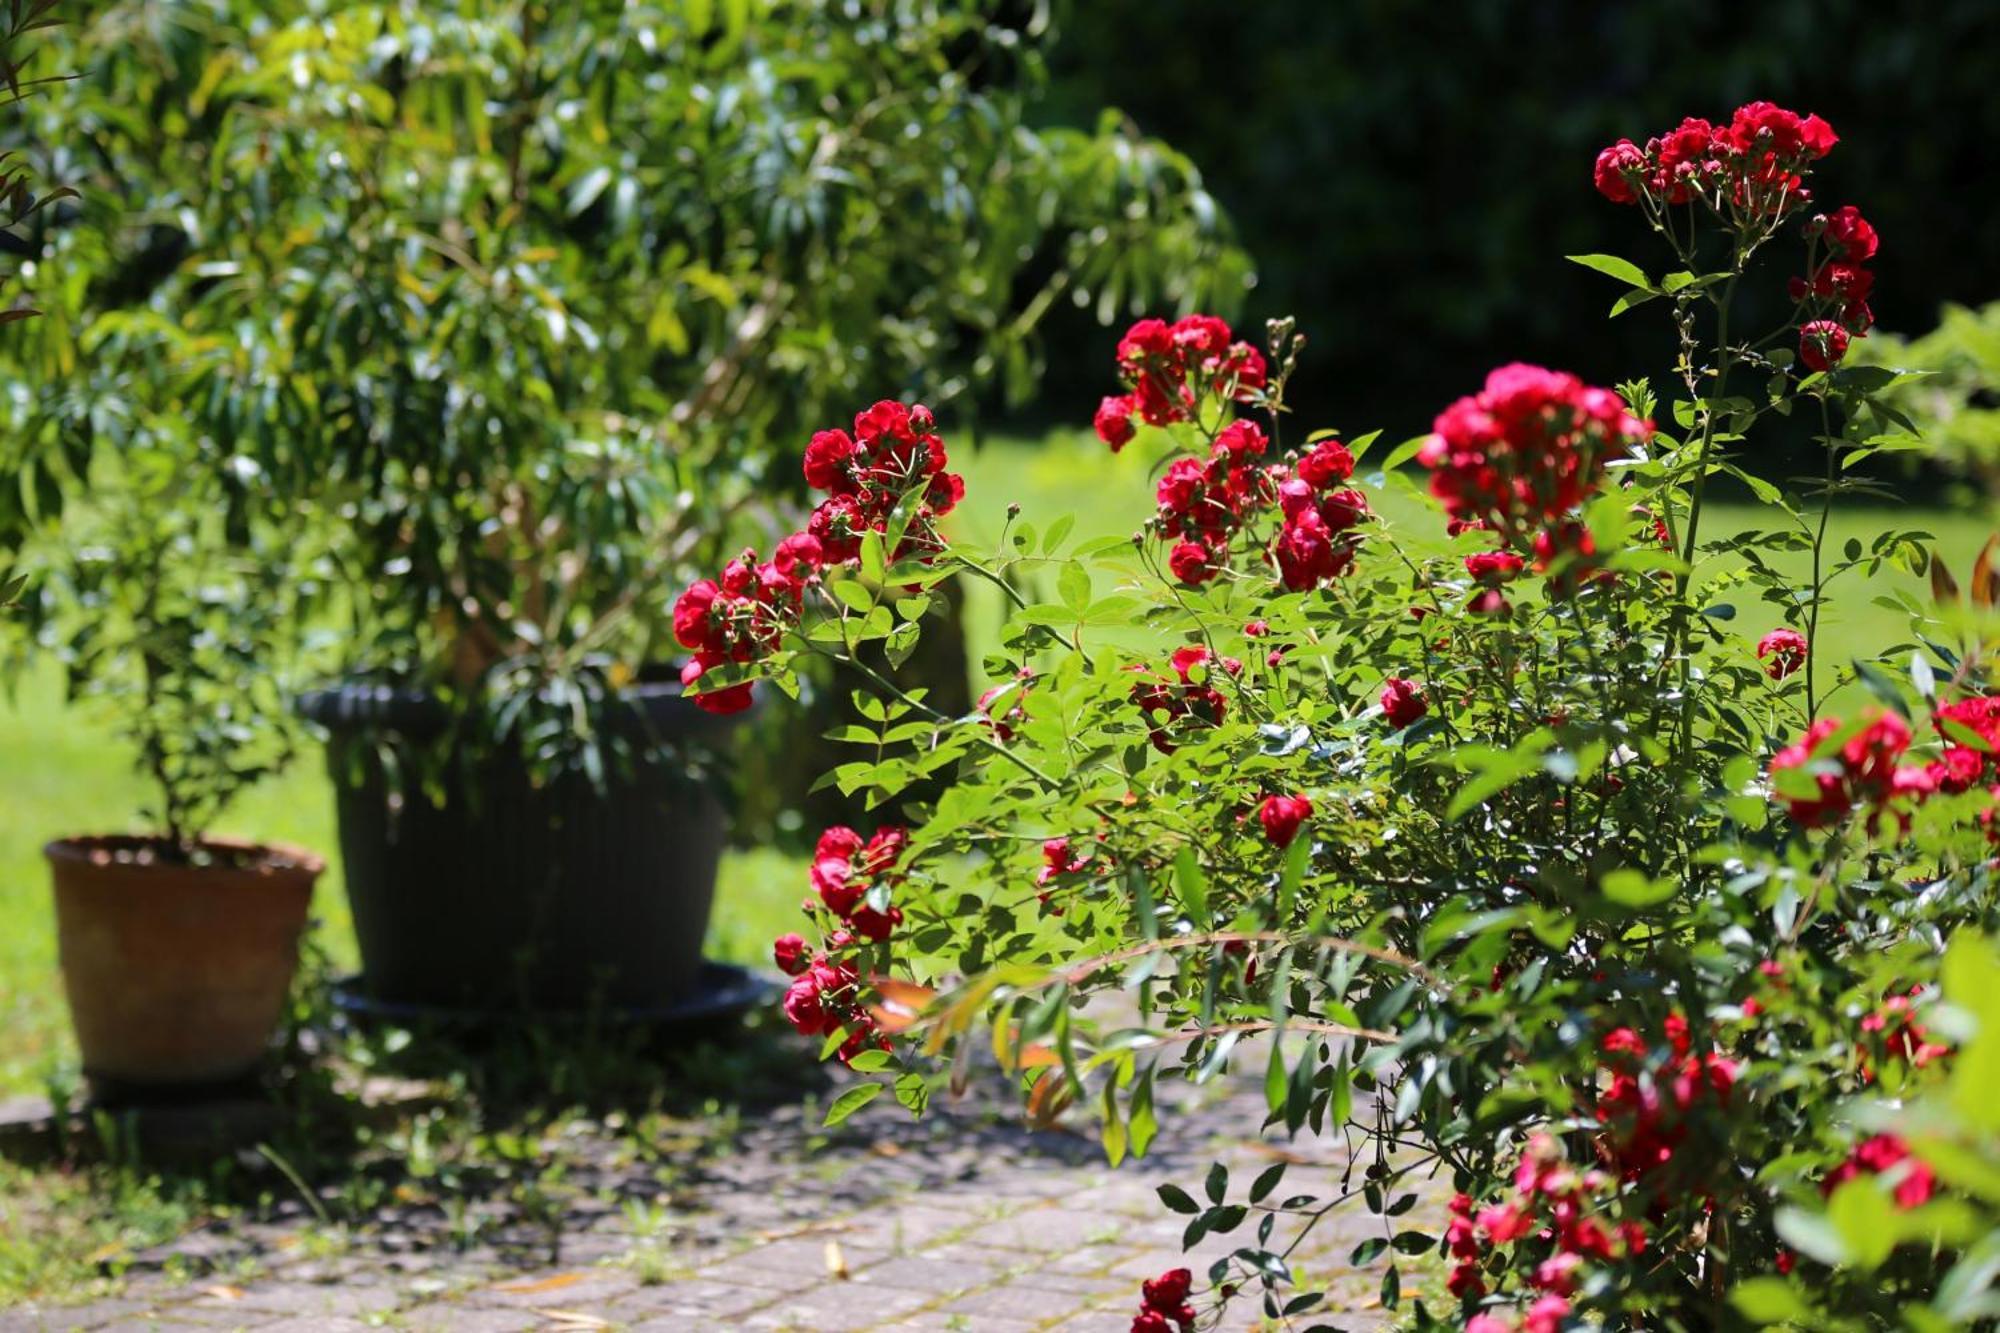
[3, 2, 1247, 1015]
[11, 469, 322, 1093]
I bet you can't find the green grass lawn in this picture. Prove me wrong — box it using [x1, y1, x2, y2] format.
[1, 430, 1991, 1095]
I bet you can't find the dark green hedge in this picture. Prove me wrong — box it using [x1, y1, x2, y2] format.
[1037, 0, 2000, 445]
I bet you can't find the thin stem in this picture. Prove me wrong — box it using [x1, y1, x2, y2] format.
[1806, 395, 1840, 719]
[830, 647, 1061, 792]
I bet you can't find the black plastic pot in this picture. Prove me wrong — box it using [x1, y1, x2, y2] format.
[298, 680, 740, 1012]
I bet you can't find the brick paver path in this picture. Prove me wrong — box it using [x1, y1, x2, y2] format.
[5, 1070, 1429, 1331]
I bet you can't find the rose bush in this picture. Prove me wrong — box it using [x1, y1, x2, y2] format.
[678, 102, 1999, 1329]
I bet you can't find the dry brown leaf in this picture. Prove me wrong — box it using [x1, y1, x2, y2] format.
[540, 1312, 611, 1329]
[1931, 550, 1961, 605]
[1026, 1070, 1074, 1128]
[825, 1239, 850, 1280]
[1016, 1044, 1060, 1070]
[1972, 534, 2000, 610]
[869, 1140, 904, 1157]
[867, 976, 936, 1034]
[494, 1272, 586, 1295]
[199, 1285, 245, 1302]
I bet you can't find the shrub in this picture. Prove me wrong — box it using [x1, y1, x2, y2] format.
[0, 2, 1246, 780]
[681, 102, 1998, 1327]
[1851, 301, 2000, 499]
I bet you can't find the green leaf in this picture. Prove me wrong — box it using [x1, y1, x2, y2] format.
[1250, 1161, 1287, 1204]
[1058, 561, 1091, 610]
[1775, 1206, 1848, 1267]
[1610, 287, 1662, 318]
[830, 579, 876, 614]
[1379, 435, 1430, 472]
[1566, 253, 1654, 290]
[1157, 1183, 1200, 1214]
[1601, 868, 1675, 908]
[823, 1083, 883, 1127]
[1173, 847, 1210, 926]
[1730, 1276, 1812, 1324]
[1204, 1160, 1228, 1204]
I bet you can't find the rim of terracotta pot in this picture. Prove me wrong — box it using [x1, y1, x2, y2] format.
[44, 833, 326, 879]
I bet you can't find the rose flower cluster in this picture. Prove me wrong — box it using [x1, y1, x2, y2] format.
[1595, 1013, 1738, 1188]
[674, 401, 964, 714]
[1593, 100, 1836, 222]
[1448, 1134, 1648, 1333]
[770, 825, 912, 1062]
[1093, 314, 1266, 451]
[1766, 699, 2000, 828]
[1419, 363, 1650, 570]
[1792, 203, 1880, 372]
[1447, 1016, 1744, 1325]
[1127, 1267, 1196, 1333]
[1130, 644, 1236, 753]
[1151, 428, 1369, 591]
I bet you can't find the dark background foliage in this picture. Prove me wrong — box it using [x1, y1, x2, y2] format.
[1033, 0, 2000, 460]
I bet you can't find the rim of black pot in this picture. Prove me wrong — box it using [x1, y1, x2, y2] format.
[295, 666, 759, 741]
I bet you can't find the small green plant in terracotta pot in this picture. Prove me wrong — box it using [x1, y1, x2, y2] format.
[17, 484, 324, 1093]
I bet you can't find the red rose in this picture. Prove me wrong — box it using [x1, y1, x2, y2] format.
[1257, 793, 1313, 848]
[852, 399, 915, 445]
[1211, 419, 1267, 460]
[673, 579, 722, 652]
[782, 971, 831, 1035]
[1730, 101, 1801, 151]
[680, 655, 753, 715]
[1095, 394, 1137, 450]
[1800, 113, 1838, 158]
[803, 428, 860, 492]
[1140, 1267, 1193, 1309]
[1756, 628, 1808, 679]
[1799, 319, 1850, 372]
[1169, 314, 1232, 361]
[1820, 204, 1878, 261]
[1593, 138, 1645, 203]
[1168, 540, 1217, 586]
[1317, 487, 1369, 534]
[771, 933, 810, 976]
[1465, 550, 1524, 583]
[1297, 437, 1355, 487]
[847, 903, 902, 942]
[1824, 1134, 1936, 1209]
[1117, 317, 1174, 365]
[1380, 677, 1427, 730]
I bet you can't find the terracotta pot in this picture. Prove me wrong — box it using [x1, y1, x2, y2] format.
[46, 835, 321, 1088]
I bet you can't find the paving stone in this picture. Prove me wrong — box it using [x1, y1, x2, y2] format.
[955, 1205, 1130, 1255]
[225, 1283, 400, 1319]
[733, 1284, 937, 1331]
[850, 1259, 1002, 1299]
[396, 1309, 541, 1332]
[941, 1280, 1124, 1324]
[608, 1277, 777, 1321]
[473, 1270, 638, 1310]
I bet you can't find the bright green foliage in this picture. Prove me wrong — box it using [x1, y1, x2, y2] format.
[1853, 302, 2000, 497]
